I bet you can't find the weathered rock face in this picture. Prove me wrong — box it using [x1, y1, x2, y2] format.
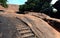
[27, 12, 60, 32]
[0, 15, 17, 38]
[0, 13, 60, 38]
[6, 4, 19, 13]
[0, 4, 19, 13]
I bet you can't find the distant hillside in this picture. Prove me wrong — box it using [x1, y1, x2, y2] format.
[0, 4, 19, 13]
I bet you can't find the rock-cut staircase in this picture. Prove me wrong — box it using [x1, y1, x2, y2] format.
[16, 18, 37, 38]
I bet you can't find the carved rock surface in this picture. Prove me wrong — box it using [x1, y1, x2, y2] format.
[0, 13, 60, 38]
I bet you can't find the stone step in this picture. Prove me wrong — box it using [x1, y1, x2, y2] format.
[22, 33, 34, 38]
[16, 25, 28, 28]
[17, 27, 29, 30]
[20, 30, 31, 34]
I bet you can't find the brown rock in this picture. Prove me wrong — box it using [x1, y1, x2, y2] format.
[0, 13, 60, 38]
[0, 4, 19, 13]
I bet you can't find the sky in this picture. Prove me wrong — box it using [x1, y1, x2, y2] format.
[7, 0, 58, 5]
[7, 0, 27, 5]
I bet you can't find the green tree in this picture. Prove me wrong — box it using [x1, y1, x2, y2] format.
[19, 0, 52, 13]
[0, 0, 8, 8]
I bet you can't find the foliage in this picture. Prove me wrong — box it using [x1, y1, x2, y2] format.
[19, 0, 52, 12]
[0, 0, 8, 8]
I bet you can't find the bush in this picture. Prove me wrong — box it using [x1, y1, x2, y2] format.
[0, 0, 8, 8]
